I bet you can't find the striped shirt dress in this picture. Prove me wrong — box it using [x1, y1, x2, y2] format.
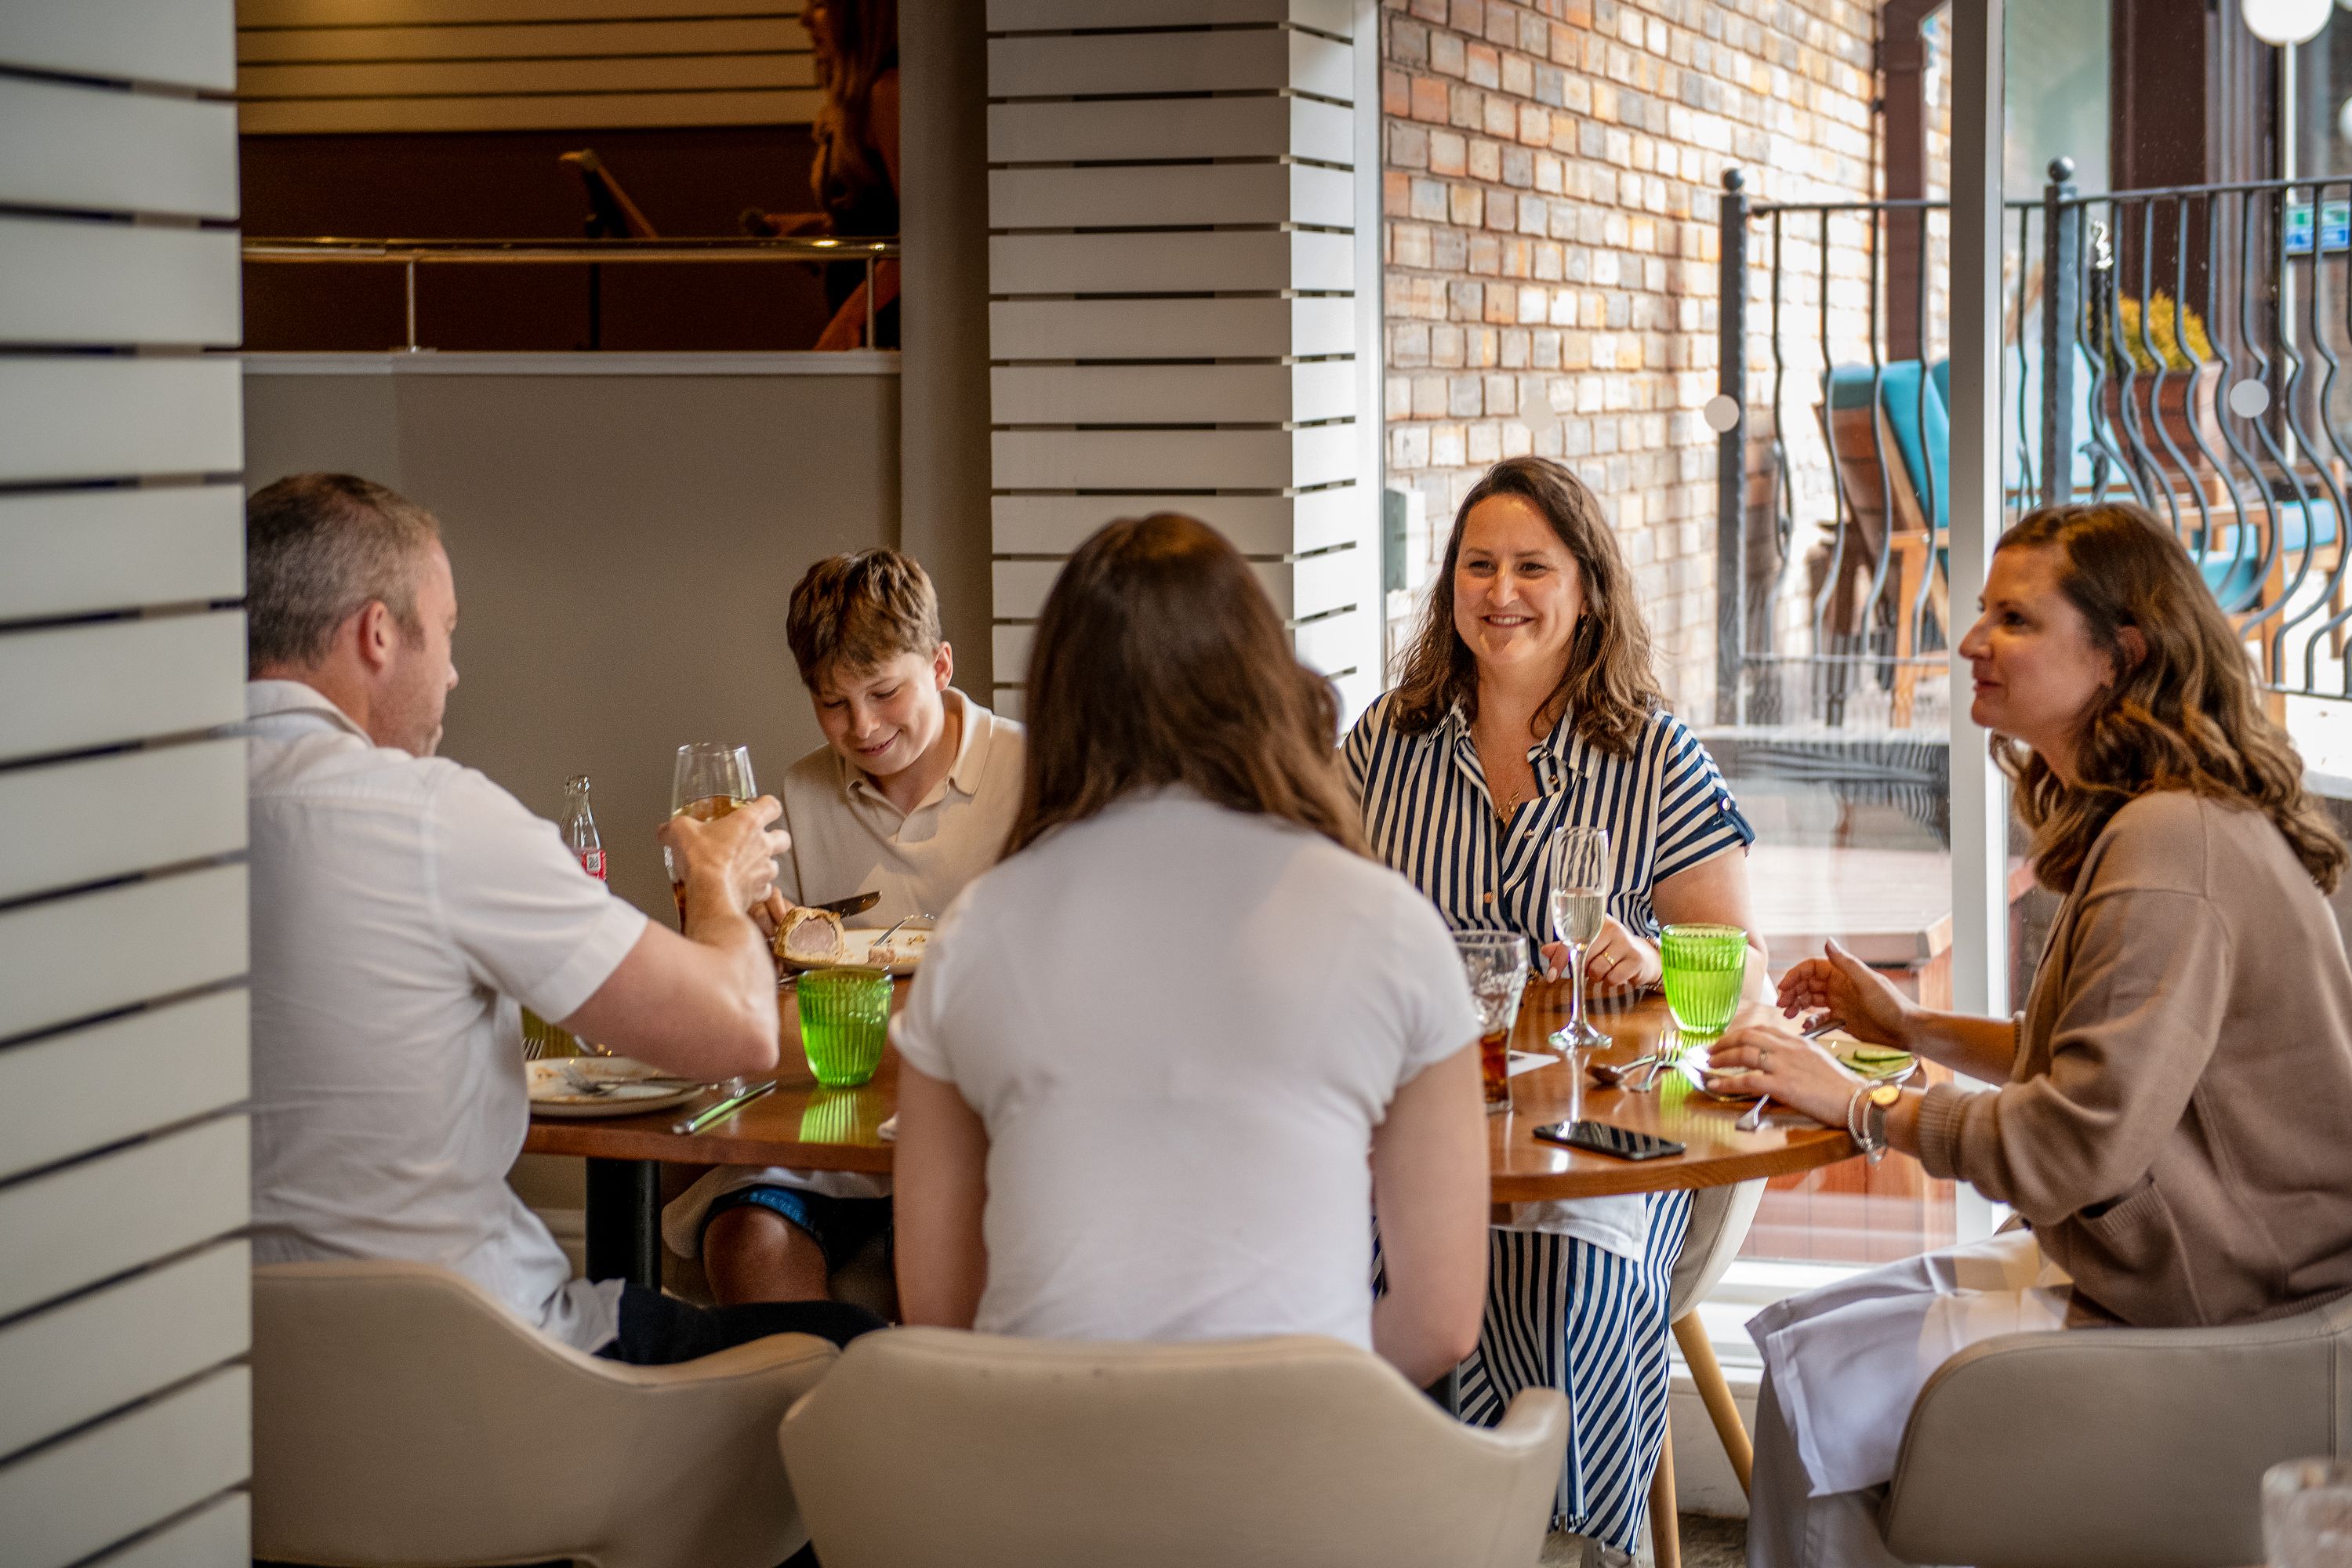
[1345, 693, 1755, 1551]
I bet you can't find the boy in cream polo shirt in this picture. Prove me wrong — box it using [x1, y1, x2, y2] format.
[665, 550, 1024, 1305]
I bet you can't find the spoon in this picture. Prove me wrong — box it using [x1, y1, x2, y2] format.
[1585, 1054, 1659, 1089]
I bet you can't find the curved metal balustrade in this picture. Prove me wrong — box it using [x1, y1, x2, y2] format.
[1713, 161, 2352, 729]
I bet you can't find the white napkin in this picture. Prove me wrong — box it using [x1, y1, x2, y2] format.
[877, 1113, 898, 1142]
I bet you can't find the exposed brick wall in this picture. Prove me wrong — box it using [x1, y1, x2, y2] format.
[1378, 0, 1888, 715]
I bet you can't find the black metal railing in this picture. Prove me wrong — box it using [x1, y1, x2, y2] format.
[2013, 163, 2352, 697]
[1713, 172, 1951, 733]
[1715, 158, 2352, 729]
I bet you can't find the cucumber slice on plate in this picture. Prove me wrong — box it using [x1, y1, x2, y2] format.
[1835, 1045, 1916, 1079]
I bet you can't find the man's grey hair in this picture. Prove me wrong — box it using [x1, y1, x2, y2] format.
[245, 474, 441, 673]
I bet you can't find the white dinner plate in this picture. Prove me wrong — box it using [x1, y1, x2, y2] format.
[528, 1058, 702, 1119]
[784, 925, 931, 977]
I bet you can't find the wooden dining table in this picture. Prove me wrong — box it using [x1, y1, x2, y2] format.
[524, 973, 1862, 1289]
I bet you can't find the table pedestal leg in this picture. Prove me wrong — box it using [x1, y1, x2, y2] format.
[585, 1156, 661, 1289]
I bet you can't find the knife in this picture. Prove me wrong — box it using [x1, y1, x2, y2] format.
[808, 891, 880, 918]
[673, 1078, 779, 1134]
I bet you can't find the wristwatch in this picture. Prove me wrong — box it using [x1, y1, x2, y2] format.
[1846, 1082, 1902, 1164]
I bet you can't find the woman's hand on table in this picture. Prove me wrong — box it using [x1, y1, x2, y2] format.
[1704, 1025, 1864, 1127]
[1541, 918, 1661, 989]
[1773, 938, 1917, 1050]
[1588, 917, 1662, 989]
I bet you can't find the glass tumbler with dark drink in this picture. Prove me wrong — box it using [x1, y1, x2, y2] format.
[1454, 931, 1530, 1114]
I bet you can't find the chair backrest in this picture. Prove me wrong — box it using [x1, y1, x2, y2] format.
[779, 1328, 1568, 1568]
[1828, 361, 1949, 531]
[1668, 1178, 1765, 1323]
[252, 1260, 835, 1568]
[1883, 1286, 2352, 1568]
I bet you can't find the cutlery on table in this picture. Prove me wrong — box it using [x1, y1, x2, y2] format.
[809, 891, 881, 918]
[673, 1078, 779, 1134]
[872, 912, 936, 946]
[555, 1067, 701, 1096]
[1586, 1054, 1659, 1088]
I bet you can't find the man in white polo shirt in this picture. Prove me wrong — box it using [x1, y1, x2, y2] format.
[236, 474, 880, 1362]
[665, 549, 1024, 1307]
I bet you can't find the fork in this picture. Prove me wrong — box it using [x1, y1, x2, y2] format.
[873, 912, 937, 947]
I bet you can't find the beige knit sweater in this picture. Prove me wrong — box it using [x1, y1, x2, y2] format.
[1914, 789, 2352, 1328]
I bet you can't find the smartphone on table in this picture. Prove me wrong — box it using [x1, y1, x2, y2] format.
[1534, 1120, 1686, 1161]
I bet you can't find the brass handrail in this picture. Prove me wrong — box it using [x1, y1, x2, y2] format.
[241, 235, 902, 350]
[241, 237, 898, 262]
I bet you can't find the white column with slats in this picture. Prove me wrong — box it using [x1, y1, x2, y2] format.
[985, 0, 1382, 720]
[0, 3, 253, 1564]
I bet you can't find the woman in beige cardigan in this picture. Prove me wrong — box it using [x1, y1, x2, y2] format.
[1709, 502, 2352, 1568]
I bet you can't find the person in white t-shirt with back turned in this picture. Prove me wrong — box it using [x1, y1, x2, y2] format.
[892, 513, 1490, 1385]
[234, 473, 883, 1363]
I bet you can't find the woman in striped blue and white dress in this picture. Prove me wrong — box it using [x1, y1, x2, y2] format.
[1346, 455, 1766, 1562]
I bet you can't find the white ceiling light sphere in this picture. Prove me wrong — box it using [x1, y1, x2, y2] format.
[2245, 0, 2330, 45]
[2339, 95, 2352, 143]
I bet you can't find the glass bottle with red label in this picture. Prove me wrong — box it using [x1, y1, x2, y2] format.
[561, 774, 606, 882]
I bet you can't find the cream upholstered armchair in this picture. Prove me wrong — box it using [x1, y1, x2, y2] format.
[1878, 1284, 2352, 1568]
[252, 1260, 838, 1568]
[779, 1327, 1569, 1568]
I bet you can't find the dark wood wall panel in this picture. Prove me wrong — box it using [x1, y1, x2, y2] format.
[241, 125, 839, 350]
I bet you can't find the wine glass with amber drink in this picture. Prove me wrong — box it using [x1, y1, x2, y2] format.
[668, 742, 757, 1094]
[666, 742, 757, 927]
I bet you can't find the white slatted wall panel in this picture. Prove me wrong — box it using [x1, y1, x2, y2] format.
[0, 4, 253, 1564]
[235, 0, 818, 134]
[985, 0, 1383, 720]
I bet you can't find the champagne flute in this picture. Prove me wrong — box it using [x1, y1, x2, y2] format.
[1547, 824, 1611, 1050]
[669, 742, 757, 1093]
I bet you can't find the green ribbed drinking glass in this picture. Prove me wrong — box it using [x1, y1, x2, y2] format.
[1659, 924, 1748, 1037]
[796, 967, 892, 1087]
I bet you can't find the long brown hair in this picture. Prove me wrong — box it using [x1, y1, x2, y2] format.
[1004, 514, 1366, 858]
[1994, 503, 2347, 893]
[1388, 456, 1664, 754]
[808, 0, 898, 216]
